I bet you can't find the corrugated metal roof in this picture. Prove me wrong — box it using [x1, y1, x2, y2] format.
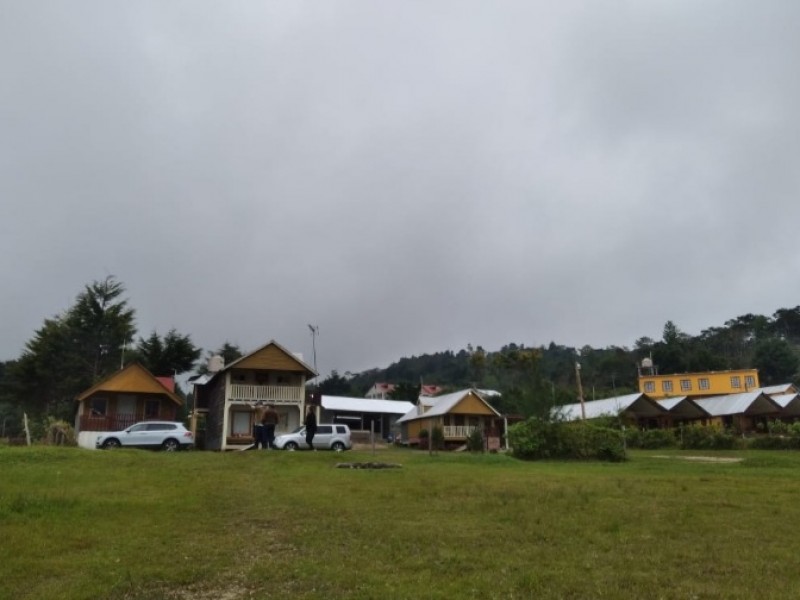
[693, 392, 780, 416]
[755, 383, 796, 395]
[770, 393, 800, 409]
[658, 396, 710, 417]
[397, 389, 501, 424]
[555, 393, 665, 421]
[321, 395, 414, 415]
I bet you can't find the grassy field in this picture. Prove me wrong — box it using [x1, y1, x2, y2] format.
[2, 446, 800, 600]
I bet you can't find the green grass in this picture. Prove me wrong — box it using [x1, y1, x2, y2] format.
[2, 447, 800, 599]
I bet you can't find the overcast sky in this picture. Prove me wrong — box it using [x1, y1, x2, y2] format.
[2, 1, 800, 378]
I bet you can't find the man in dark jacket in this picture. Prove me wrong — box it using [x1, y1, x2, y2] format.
[304, 406, 317, 450]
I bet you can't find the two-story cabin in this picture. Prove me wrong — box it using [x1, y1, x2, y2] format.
[191, 340, 317, 451]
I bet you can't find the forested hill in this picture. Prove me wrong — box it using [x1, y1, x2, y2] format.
[318, 309, 800, 417]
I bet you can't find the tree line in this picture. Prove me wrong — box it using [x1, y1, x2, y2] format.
[318, 314, 800, 417]
[0, 276, 242, 435]
[2, 275, 799, 435]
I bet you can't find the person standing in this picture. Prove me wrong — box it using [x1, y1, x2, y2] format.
[262, 404, 280, 449]
[251, 401, 267, 450]
[304, 406, 317, 450]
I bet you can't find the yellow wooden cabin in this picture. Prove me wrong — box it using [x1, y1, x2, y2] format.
[75, 362, 184, 445]
[396, 389, 505, 450]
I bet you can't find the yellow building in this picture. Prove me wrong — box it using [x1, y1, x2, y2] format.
[638, 368, 760, 399]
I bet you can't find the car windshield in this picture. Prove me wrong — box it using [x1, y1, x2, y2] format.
[290, 426, 305, 434]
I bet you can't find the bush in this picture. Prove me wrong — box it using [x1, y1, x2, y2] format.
[466, 428, 485, 452]
[680, 425, 739, 450]
[624, 428, 677, 449]
[509, 418, 626, 462]
[43, 418, 76, 446]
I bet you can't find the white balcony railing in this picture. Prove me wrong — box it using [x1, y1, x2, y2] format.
[229, 384, 303, 404]
[442, 425, 480, 438]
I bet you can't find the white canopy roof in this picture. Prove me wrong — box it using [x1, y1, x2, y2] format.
[321, 395, 414, 415]
[556, 393, 666, 422]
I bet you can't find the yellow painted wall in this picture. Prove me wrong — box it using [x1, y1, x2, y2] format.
[450, 392, 497, 415]
[638, 369, 759, 398]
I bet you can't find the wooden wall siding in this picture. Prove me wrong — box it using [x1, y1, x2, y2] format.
[449, 393, 496, 415]
[204, 376, 227, 451]
[95, 365, 170, 396]
[235, 345, 308, 372]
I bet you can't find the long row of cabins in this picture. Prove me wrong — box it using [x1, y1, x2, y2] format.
[72, 340, 797, 450]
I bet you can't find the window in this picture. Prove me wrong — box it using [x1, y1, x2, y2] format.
[147, 423, 175, 431]
[336, 426, 347, 434]
[231, 412, 250, 435]
[745, 375, 756, 388]
[731, 376, 741, 389]
[145, 400, 159, 419]
[644, 381, 655, 393]
[662, 381, 673, 393]
[317, 426, 333, 435]
[90, 397, 107, 416]
[680, 379, 692, 392]
[699, 378, 710, 390]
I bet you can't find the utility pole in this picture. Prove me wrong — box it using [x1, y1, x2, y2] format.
[575, 361, 586, 420]
[307, 324, 319, 374]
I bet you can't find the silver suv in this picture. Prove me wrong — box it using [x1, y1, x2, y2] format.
[96, 421, 194, 451]
[274, 424, 352, 451]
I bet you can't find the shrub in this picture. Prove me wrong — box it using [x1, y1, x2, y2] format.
[431, 426, 445, 450]
[623, 428, 676, 449]
[509, 418, 626, 462]
[43, 418, 76, 446]
[680, 425, 739, 450]
[466, 428, 485, 452]
[767, 419, 789, 435]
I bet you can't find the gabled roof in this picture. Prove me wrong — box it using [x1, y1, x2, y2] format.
[75, 362, 183, 406]
[755, 383, 797, 396]
[769, 393, 800, 416]
[397, 389, 502, 424]
[556, 393, 667, 422]
[208, 340, 317, 380]
[658, 396, 710, 418]
[693, 391, 781, 417]
[321, 396, 414, 415]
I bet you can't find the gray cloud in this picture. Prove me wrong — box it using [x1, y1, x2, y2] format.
[2, 1, 800, 377]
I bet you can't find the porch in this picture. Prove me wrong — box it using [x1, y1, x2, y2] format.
[229, 384, 303, 404]
[79, 413, 139, 432]
[442, 425, 480, 439]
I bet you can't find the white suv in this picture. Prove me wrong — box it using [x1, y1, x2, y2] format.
[273, 424, 352, 451]
[96, 421, 194, 451]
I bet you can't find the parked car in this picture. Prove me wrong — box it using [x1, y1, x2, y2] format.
[96, 421, 194, 451]
[273, 424, 352, 451]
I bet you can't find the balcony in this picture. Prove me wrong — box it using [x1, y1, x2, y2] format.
[442, 425, 480, 439]
[229, 384, 303, 404]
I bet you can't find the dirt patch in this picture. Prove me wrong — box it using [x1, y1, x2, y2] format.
[652, 455, 743, 463]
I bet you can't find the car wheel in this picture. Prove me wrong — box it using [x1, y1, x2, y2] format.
[332, 441, 345, 452]
[162, 438, 180, 452]
[285, 441, 298, 451]
[103, 438, 121, 449]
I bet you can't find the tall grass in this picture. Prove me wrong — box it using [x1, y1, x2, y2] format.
[1, 446, 800, 599]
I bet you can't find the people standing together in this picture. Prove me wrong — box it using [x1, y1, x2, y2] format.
[250, 401, 280, 450]
[249, 402, 319, 451]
